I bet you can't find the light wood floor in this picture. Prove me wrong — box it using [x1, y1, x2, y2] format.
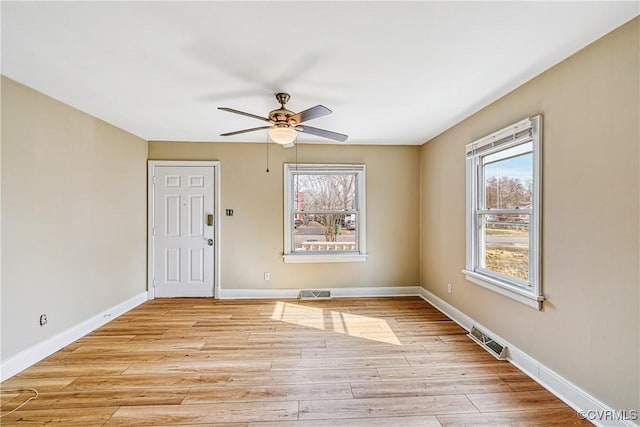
[1, 297, 590, 426]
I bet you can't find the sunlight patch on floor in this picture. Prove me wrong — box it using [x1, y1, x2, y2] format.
[270, 301, 401, 345]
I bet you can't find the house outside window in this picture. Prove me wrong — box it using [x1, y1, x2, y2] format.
[283, 163, 367, 263]
[464, 115, 543, 309]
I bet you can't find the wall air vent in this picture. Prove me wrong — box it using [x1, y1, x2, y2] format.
[468, 325, 507, 360]
[299, 290, 331, 300]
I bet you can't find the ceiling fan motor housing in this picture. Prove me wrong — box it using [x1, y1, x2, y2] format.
[270, 93, 295, 125]
[269, 108, 295, 125]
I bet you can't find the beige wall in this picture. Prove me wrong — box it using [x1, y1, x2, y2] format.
[149, 142, 421, 291]
[420, 18, 639, 413]
[1, 77, 148, 360]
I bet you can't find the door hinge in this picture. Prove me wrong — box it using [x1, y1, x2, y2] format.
[152, 175, 156, 184]
[152, 226, 156, 236]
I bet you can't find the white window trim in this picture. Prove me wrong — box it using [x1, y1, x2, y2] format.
[283, 163, 367, 263]
[463, 115, 543, 310]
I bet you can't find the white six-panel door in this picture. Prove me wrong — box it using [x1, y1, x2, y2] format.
[150, 164, 216, 297]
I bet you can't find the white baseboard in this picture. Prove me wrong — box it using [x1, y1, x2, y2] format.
[419, 288, 638, 427]
[0, 291, 148, 381]
[219, 286, 421, 300]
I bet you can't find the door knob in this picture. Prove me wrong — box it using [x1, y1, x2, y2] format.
[207, 239, 214, 246]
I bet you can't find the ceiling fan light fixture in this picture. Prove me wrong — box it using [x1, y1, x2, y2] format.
[268, 126, 297, 144]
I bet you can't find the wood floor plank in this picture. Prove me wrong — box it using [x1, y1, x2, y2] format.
[91, 327, 169, 336]
[350, 377, 513, 398]
[437, 408, 593, 426]
[250, 415, 443, 426]
[466, 390, 569, 412]
[0, 407, 118, 426]
[122, 360, 272, 375]
[0, 389, 38, 415]
[501, 374, 547, 391]
[270, 355, 410, 370]
[299, 395, 477, 420]
[40, 351, 171, 364]
[63, 373, 230, 391]
[158, 331, 251, 340]
[104, 401, 299, 425]
[152, 423, 248, 427]
[229, 368, 381, 385]
[0, 391, 21, 406]
[183, 383, 353, 403]
[73, 335, 136, 344]
[387, 325, 467, 336]
[301, 344, 429, 359]
[439, 334, 475, 343]
[10, 388, 189, 410]
[14, 363, 131, 378]
[70, 341, 205, 353]
[405, 352, 498, 366]
[377, 363, 522, 381]
[0, 377, 76, 392]
[167, 349, 301, 362]
[423, 341, 483, 354]
[202, 341, 326, 351]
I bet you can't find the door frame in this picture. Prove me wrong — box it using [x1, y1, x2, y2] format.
[147, 160, 221, 300]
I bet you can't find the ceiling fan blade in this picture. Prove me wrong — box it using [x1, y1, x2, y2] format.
[290, 105, 332, 124]
[298, 125, 348, 142]
[218, 107, 271, 123]
[220, 126, 272, 136]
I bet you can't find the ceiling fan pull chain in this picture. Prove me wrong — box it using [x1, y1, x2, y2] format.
[265, 136, 270, 173]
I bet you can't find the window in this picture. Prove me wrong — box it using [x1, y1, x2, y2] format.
[464, 116, 543, 309]
[284, 163, 367, 263]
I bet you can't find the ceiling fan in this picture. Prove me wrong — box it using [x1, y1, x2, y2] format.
[218, 93, 348, 146]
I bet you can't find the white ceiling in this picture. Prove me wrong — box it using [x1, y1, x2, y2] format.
[2, 1, 637, 145]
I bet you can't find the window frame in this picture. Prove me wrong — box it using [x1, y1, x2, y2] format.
[463, 115, 543, 309]
[283, 163, 367, 263]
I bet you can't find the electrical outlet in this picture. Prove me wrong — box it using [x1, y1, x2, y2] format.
[39, 314, 48, 326]
[264, 272, 271, 281]
[447, 283, 452, 294]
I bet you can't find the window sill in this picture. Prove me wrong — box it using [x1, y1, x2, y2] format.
[462, 270, 544, 310]
[283, 253, 368, 264]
